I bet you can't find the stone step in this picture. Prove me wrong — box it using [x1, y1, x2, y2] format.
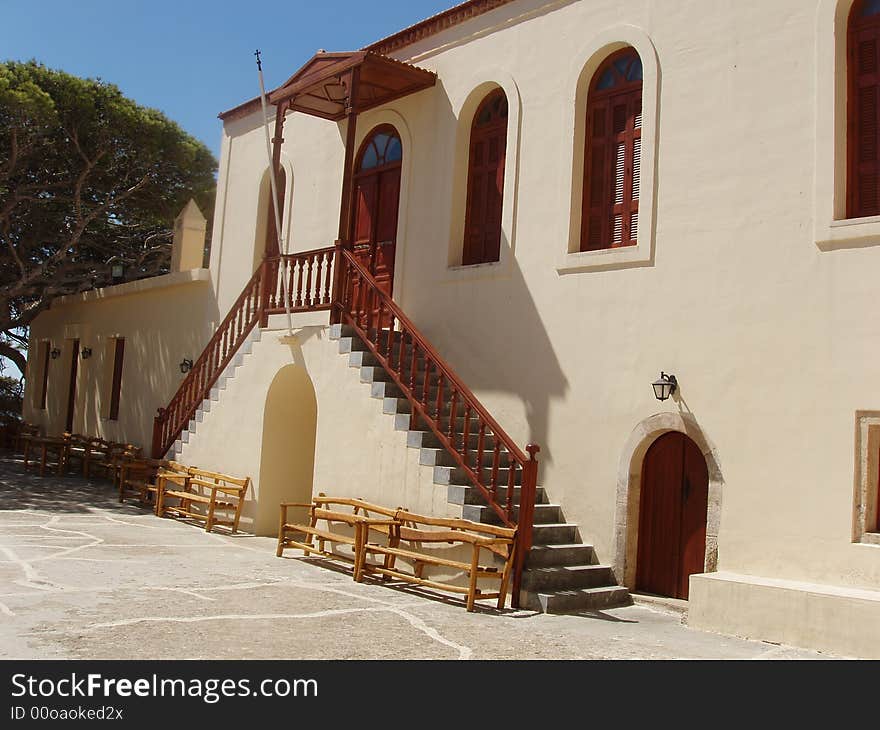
[520, 586, 632, 614]
[407, 430, 501, 452]
[432, 465, 523, 487]
[530, 523, 579, 545]
[418, 447, 510, 469]
[446, 484, 548, 506]
[526, 543, 597, 568]
[460, 502, 562, 525]
[392, 413, 482, 433]
[521, 565, 615, 592]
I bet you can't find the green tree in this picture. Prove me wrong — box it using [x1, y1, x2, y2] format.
[0, 60, 217, 375]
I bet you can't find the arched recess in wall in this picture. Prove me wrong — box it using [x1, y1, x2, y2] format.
[252, 158, 294, 273]
[254, 364, 317, 536]
[558, 26, 659, 273]
[612, 412, 723, 591]
[446, 71, 521, 270]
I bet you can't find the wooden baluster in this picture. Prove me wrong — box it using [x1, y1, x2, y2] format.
[505, 453, 517, 520]
[476, 423, 486, 486]
[304, 255, 314, 308]
[293, 259, 303, 308]
[511, 444, 540, 610]
[374, 301, 383, 347]
[365, 286, 374, 336]
[400, 331, 407, 377]
[447, 389, 458, 448]
[385, 315, 395, 362]
[323, 252, 332, 304]
[434, 372, 444, 423]
[409, 342, 417, 394]
[421, 358, 431, 407]
[461, 405, 471, 461]
[490, 441, 501, 502]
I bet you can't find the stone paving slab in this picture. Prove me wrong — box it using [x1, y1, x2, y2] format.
[0, 456, 837, 660]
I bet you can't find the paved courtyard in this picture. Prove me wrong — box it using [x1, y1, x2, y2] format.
[0, 455, 836, 660]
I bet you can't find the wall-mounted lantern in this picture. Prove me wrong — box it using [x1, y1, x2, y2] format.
[179, 358, 193, 374]
[110, 258, 125, 284]
[50, 347, 61, 360]
[80, 347, 93, 360]
[652, 372, 678, 401]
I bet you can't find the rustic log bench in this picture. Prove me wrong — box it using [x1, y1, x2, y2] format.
[276, 495, 400, 569]
[357, 510, 518, 612]
[158, 468, 250, 533]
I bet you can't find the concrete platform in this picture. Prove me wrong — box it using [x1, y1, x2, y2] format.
[0, 455, 837, 660]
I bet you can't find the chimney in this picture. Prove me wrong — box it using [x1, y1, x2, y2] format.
[171, 199, 207, 272]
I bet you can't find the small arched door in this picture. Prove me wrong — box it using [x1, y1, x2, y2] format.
[352, 126, 402, 299]
[636, 431, 709, 599]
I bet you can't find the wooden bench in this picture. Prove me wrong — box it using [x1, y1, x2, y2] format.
[119, 458, 191, 512]
[158, 468, 250, 533]
[276, 495, 400, 566]
[358, 510, 518, 612]
[87, 442, 142, 483]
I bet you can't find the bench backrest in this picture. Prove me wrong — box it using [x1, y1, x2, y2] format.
[187, 468, 250, 498]
[392, 509, 517, 558]
[313, 493, 400, 520]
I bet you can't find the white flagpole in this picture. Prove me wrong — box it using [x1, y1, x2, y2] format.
[256, 49, 293, 337]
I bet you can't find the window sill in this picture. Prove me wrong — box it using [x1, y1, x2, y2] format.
[860, 533, 880, 547]
[440, 259, 508, 283]
[556, 241, 651, 274]
[816, 216, 880, 251]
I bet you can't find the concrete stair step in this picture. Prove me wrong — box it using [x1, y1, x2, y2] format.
[460, 502, 562, 525]
[526, 543, 597, 568]
[446, 483, 548, 506]
[530, 523, 579, 545]
[432, 465, 523, 487]
[521, 565, 615, 592]
[418, 447, 510, 469]
[520, 586, 632, 614]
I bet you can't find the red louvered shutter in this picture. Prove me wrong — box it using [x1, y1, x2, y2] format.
[848, 5, 880, 218]
[581, 49, 643, 251]
[463, 90, 508, 265]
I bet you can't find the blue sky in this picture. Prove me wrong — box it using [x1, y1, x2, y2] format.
[1, 0, 454, 158]
[1, 0, 455, 379]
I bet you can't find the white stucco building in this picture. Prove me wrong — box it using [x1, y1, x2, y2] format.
[23, 0, 880, 657]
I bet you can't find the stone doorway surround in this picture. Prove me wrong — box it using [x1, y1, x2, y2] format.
[613, 412, 724, 590]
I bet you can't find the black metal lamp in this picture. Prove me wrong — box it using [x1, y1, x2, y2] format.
[50, 347, 61, 360]
[652, 372, 678, 401]
[179, 358, 193, 374]
[80, 347, 92, 360]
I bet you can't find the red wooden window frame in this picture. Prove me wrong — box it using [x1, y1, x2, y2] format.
[108, 338, 125, 421]
[848, 1, 880, 218]
[580, 48, 643, 251]
[38, 342, 50, 410]
[462, 89, 508, 266]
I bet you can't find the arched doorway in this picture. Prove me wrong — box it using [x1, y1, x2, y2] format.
[352, 125, 402, 299]
[636, 431, 709, 599]
[255, 365, 317, 536]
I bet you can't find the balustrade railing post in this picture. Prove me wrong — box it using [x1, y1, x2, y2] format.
[258, 258, 270, 328]
[511, 443, 540, 609]
[330, 239, 348, 325]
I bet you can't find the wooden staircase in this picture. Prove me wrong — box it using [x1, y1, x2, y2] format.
[153, 245, 630, 612]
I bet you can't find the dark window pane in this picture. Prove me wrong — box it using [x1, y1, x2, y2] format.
[385, 137, 402, 162]
[597, 69, 617, 90]
[627, 56, 644, 81]
[862, 0, 880, 16]
[360, 143, 379, 170]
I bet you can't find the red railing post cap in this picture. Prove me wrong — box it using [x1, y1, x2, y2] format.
[526, 443, 540, 460]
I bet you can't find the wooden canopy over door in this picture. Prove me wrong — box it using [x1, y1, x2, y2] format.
[266, 51, 435, 322]
[636, 431, 709, 600]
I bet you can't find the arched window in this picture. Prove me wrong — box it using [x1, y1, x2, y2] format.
[848, 0, 880, 218]
[357, 129, 402, 172]
[581, 48, 643, 251]
[462, 89, 508, 265]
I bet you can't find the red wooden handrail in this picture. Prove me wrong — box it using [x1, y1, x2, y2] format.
[334, 247, 539, 608]
[152, 247, 335, 458]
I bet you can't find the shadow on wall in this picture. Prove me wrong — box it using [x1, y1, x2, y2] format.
[401, 82, 569, 480]
[250, 354, 318, 537]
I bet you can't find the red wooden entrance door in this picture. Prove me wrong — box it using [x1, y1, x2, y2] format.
[636, 431, 708, 600]
[351, 126, 402, 319]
